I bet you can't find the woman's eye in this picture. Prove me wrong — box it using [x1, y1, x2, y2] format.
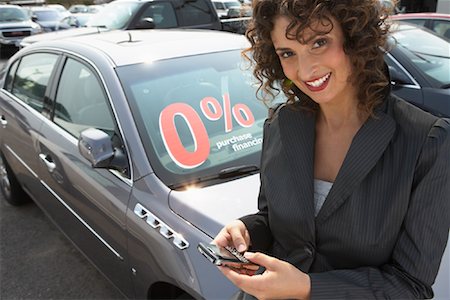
[312, 38, 327, 49]
[280, 51, 294, 58]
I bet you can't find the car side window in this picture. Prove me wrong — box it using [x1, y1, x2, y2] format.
[11, 53, 59, 113]
[54, 58, 115, 138]
[432, 20, 450, 39]
[142, 3, 177, 28]
[177, 0, 215, 26]
[4, 59, 19, 91]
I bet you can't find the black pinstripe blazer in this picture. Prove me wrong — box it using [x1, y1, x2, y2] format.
[240, 94, 450, 299]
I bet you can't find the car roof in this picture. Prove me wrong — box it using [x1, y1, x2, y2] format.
[390, 12, 450, 20]
[26, 29, 249, 67]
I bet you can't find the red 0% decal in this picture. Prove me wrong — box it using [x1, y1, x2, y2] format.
[159, 95, 255, 169]
[200, 93, 255, 132]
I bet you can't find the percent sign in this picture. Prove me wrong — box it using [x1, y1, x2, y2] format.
[159, 93, 255, 169]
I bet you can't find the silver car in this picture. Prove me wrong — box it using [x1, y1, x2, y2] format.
[0, 29, 271, 299]
[0, 29, 448, 299]
[0, 4, 42, 56]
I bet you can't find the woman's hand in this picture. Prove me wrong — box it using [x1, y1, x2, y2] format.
[219, 252, 311, 300]
[213, 220, 251, 252]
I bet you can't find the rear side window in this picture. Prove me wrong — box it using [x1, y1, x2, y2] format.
[11, 53, 58, 112]
[177, 0, 215, 26]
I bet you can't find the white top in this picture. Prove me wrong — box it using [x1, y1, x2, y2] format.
[313, 179, 333, 217]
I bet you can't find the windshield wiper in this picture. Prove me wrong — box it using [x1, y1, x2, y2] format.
[440, 83, 450, 89]
[170, 164, 259, 190]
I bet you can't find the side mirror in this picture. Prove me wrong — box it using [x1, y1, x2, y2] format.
[78, 128, 128, 173]
[135, 17, 155, 29]
[78, 128, 114, 168]
[31, 15, 38, 22]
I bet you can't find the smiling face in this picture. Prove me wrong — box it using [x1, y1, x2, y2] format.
[271, 15, 358, 107]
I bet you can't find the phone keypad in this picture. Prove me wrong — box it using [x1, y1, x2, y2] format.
[225, 245, 250, 263]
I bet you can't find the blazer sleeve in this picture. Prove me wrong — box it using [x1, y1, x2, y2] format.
[309, 118, 450, 299]
[240, 117, 274, 252]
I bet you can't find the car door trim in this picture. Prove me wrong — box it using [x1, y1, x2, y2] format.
[4, 144, 39, 178]
[39, 179, 124, 260]
[385, 52, 421, 90]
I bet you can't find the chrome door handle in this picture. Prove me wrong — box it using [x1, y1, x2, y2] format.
[39, 154, 56, 173]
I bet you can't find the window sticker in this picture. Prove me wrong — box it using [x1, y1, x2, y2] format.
[159, 94, 257, 169]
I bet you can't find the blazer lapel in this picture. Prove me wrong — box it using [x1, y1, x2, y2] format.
[279, 106, 317, 226]
[316, 109, 396, 224]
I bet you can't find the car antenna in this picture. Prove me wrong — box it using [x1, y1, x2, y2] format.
[128, 32, 132, 43]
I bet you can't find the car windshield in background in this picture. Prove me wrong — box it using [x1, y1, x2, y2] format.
[392, 25, 450, 87]
[32, 10, 61, 21]
[0, 7, 29, 22]
[117, 50, 280, 189]
[86, 1, 140, 29]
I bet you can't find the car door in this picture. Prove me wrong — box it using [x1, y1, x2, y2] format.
[0, 52, 59, 199]
[35, 55, 134, 297]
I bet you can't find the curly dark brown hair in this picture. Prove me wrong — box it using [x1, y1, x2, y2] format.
[244, 0, 393, 115]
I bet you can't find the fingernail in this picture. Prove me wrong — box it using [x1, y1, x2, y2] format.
[237, 244, 246, 252]
[243, 252, 254, 259]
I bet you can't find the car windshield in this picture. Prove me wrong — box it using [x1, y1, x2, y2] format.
[86, 2, 140, 29]
[393, 25, 450, 86]
[117, 50, 284, 189]
[225, 1, 241, 8]
[0, 7, 29, 22]
[33, 10, 61, 21]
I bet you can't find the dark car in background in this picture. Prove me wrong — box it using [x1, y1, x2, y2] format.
[0, 4, 41, 57]
[26, 6, 63, 32]
[19, 0, 223, 48]
[385, 22, 450, 117]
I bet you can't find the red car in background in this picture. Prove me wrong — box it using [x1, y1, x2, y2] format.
[389, 13, 450, 40]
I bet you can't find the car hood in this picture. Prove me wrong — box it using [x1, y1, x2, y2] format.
[169, 174, 260, 238]
[21, 27, 108, 44]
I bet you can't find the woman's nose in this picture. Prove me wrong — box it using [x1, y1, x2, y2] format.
[297, 53, 319, 80]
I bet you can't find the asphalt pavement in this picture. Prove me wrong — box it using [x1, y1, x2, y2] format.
[0, 191, 126, 299]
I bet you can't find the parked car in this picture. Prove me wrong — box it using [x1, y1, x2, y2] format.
[389, 12, 450, 40]
[68, 4, 89, 14]
[47, 3, 71, 18]
[385, 22, 450, 117]
[19, 0, 225, 47]
[0, 4, 41, 57]
[26, 6, 63, 32]
[213, 0, 243, 18]
[0, 29, 275, 299]
[57, 13, 94, 30]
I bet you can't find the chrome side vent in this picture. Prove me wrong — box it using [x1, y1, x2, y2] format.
[133, 203, 189, 250]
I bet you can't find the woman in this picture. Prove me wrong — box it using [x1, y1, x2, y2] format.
[213, 0, 450, 299]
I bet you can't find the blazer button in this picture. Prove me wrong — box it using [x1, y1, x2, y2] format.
[304, 245, 314, 257]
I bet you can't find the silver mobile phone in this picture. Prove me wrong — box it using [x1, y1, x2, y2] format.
[197, 242, 251, 266]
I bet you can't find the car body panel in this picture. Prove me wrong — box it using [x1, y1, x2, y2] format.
[169, 174, 259, 238]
